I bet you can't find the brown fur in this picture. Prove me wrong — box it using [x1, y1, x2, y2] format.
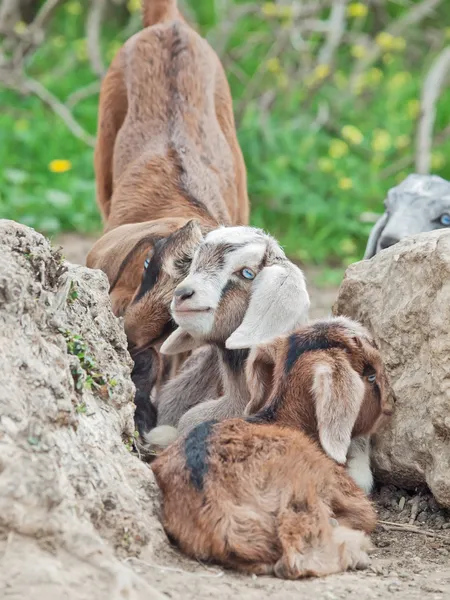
[151, 319, 392, 578]
[87, 0, 249, 350]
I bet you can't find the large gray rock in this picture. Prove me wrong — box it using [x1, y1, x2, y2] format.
[334, 229, 450, 507]
[0, 220, 165, 599]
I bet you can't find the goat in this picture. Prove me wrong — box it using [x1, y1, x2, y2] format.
[85, 0, 249, 434]
[145, 225, 310, 446]
[151, 318, 392, 578]
[365, 173, 450, 258]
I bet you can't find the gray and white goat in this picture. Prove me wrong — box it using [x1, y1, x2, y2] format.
[147, 225, 310, 443]
[364, 174, 450, 259]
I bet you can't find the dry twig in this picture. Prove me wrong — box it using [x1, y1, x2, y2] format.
[378, 520, 450, 542]
[86, 0, 106, 78]
[318, 0, 348, 66]
[416, 46, 450, 174]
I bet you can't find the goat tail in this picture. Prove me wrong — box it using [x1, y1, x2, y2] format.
[144, 425, 178, 449]
[142, 0, 178, 27]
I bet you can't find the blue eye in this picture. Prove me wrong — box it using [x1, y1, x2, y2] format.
[144, 259, 150, 270]
[240, 268, 255, 280]
[368, 374, 376, 383]
[440, 214, 450, 226]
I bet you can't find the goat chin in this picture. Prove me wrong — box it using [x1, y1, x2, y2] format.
[144, 425, 178, 449]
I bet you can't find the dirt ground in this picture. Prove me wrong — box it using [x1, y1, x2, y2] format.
[55, 232, 450, 600]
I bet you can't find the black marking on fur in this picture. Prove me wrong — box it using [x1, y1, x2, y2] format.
[184, 420, 217, 491]
[130, 347, 158, 435]
[109, 234, 163, 294]
[285, 333, 348, 374]
[220, 347, 249, 374]
[165, 530, 180, 549]
[245, 401, 279, 424]
[133, 389, 157, 436]
[133, 238, 167, 302]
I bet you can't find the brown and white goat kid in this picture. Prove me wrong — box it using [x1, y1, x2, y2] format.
[146, 225, 310, 446]
[86, 0, 249, 432]
[151, 318, 392, 579]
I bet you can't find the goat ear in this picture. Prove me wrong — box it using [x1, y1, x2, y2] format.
[160, 327, 200, 355]
[243, 344, 277, 415]
[312, 359, 365, 464]
[225, 263, 310, 350]
[364, 213, 389, 259]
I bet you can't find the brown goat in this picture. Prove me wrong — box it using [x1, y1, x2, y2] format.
[86, 0, 249, 433]
[151, 318, 392, 578]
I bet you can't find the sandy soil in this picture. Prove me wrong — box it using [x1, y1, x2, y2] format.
[55, 232, 450, 599]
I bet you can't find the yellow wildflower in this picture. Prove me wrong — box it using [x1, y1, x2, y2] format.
[376, 32, 395, 50]
[340, 238, 357, 254]
[262, 2, 277, 17]
[395, 135, 410, 150]
[315, 64, 330, 80]
[392, 37, 406, 51]
[49, 160, 72, 174]
[278, 5, 293, 19]
[66, 1, 82, 16]
[353, 74, 366, 95]
[266, 57, 281, 73]
[317, 158, 334, 173]
[338, 178, 353, 191]
[127, 0, 141, 13]
[74, 39, 88, 62]
[407, 99, 420, 119]
[14, 119, 29, 132]
[14, 21, 26, 35]
[52, 35, 66, 49]
[351, 45, 367, 59]
[347, 3, 368, 18]
[382, 53, 394, 65]
[277, 72, 289, 89]
[371, 129, 391, 153]
[431, 152, 446, 170]
[334, 71, 347, 90]
[329, 139, 349, 159]
[367, 67, 383, 85]
[341, 125, 364, 145]
[388, 71, 411, 89]
[372, 154, 385, 167]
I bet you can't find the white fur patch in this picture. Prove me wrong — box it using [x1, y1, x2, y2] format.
[346, 437, 374, 494]
[313, 361, 364, 465]
[204, 226, 266, 246]
[144, 425, 178, 448]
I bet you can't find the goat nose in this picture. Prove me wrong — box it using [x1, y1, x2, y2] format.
[174, 286, 195, 302]
[379, 235, 399, 250]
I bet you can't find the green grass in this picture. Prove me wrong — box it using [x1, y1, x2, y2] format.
[1, 0, 450, 266]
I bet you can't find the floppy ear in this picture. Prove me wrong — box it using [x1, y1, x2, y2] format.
[225, 262, 310, 349]
[363, 213, 389, 259]
[160, 327, 201, 355]
[312, 357, 365, 464]
[244, 344, 277, 415]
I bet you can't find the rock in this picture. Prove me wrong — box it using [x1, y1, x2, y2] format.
[0, 221, 166, 599]
[333, 230, 450, 508]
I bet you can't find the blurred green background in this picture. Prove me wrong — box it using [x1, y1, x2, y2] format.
[1, 0, 449, 267]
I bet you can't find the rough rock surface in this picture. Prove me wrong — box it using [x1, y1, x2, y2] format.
[2, 220, 450, 599]
[334, 229, 450, 507]
[0, 220, 166, 599]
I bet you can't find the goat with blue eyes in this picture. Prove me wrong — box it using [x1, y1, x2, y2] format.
[151, 318, 392, 578]
[365, 174, 450, 258]
[146, 225, 310, 447]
